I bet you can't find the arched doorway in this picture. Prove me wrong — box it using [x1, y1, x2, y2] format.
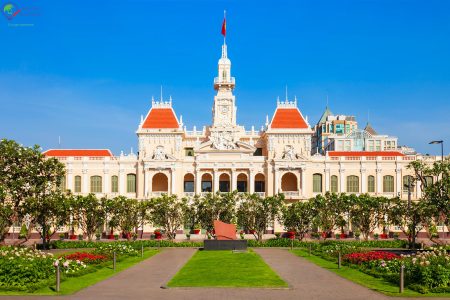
[201, 173, 212, 192]
[184, 173, 194, 193]
[281, 172, 298, 191]
[237, 173, 248, 192]
[219, 173, 230, 192]
[152, 173, 168, 192]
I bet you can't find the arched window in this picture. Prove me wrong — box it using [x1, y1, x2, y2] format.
[346, 175, 359, 193]
[254, 173, 265, 193]
[74, 175, 81, 193]
[219, 173, 230, 192]
[58, 176, 66, 191]
[90, 176, 102, 193]
[237, 173, 247, 192]
[424, 176, 433, 187]
[127, 174, 136, 193]
[313, 174, 322, 193]
[383, 175, 394, 193]
[184, 173, 194, 193]
[402, 175, 415, 193]
[367, 175, 375, 193]
[330, 175, 338, 193]
[111, 175, 118, 193]
[201, 173, 212, 192]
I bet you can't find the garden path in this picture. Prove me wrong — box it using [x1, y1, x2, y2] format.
[1, 248, 448, 300]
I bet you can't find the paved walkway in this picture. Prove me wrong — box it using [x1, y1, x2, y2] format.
[1, 248, 448, 300]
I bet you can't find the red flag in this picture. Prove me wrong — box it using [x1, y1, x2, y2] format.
[221, 18, 226, 37]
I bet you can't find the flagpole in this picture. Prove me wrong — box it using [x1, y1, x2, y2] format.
[223, 10, 226, 45]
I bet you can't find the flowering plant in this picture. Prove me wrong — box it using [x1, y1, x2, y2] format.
[63, 252, 108, 264]
[344, 251, 400, 264]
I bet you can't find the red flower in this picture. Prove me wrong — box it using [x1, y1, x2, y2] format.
[343, 251, 400, 264]
[64, 252, 108, 263]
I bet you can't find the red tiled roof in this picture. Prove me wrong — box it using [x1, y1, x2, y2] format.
[43, 149, 113, 157]
[142, 108, 179, 129]
[328, 151, 405, 157]
[271, 108, 309, 129]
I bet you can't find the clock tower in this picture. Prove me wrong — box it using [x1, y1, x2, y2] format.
[212, 42, 236, 127]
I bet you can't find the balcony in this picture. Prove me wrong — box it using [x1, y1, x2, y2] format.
[214, 77, 235, 86]
[283, 191, 300, 197]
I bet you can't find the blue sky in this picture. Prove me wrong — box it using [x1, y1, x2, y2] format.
[1, 0, 449, 155]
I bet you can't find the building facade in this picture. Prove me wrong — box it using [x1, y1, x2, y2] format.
[44, 41, 440, 205]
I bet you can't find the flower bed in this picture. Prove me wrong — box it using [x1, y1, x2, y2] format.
[344, 251, 400, 264]
[0, 246, 56, 292]
[342, 248, 450, 293]
[63, 252, 108, 264]
[93, 243, 138, 257]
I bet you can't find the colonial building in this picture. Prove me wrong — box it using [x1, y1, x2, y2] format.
[44, 40, 439, 204]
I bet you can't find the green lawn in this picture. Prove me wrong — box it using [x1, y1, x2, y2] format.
[291, 249, 450, 298]
[0, 249, 159, 296]
[168, 250, 288, 288]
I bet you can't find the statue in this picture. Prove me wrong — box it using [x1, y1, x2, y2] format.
[153, 146, 166, 160]
[283, 145, 297, 160]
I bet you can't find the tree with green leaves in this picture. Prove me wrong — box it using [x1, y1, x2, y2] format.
[72, 194, 105, 241]
[350, 194, 382, 241]
[136, 200, 151, 239]
[194, 192, 238, 233]
[281, 199, 313, 240]
[0, 139, 47, 242]
[109, 196, 139, 240]
[311, 192, 347, 239]
[409, 160, 450, 238]
[237, 193, 283, 241]
[388, 197, 425, 249]
[149, 194, 187, 240]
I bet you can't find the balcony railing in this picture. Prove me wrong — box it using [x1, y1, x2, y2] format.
[214, 77, 235, 85]
[184, 192, 195, 197]
[150, 192, 167, 197]
[255, 192, 265, 197]
[283, 191, 300, 197]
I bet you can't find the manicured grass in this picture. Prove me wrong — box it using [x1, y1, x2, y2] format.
[0, 249, 159, 296]
[167, 250, 288, 288]
[291, 249, 450, 298]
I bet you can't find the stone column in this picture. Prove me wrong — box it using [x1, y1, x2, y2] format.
[360, 168, 366, 193]
[249, 169, 255, 194]
[195, 170, 202, 194]
[339, 169, 345, 193]
[213, 169, 219, 192]
[119, 168, 125, 195]
[103, 169, 109, 194]
[395, 168, 402, 197]
[148, 170, 153, 197]
[82, 169, 88, 194]
[231, 169, 237, 192]
[324, 168, 330, 192]
[274, 167, 280, 194]
[171, 168, 176, 195]
[144, 169, 149, 198]
[67, 169, 73, 192]
[301, 168, 306, 196]
[376, 168, 382, 194]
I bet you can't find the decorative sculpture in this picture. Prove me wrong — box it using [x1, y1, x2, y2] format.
[153, 146, 166, 160]
[283, 145, 297, 160]
[213, 220, 236, 240]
